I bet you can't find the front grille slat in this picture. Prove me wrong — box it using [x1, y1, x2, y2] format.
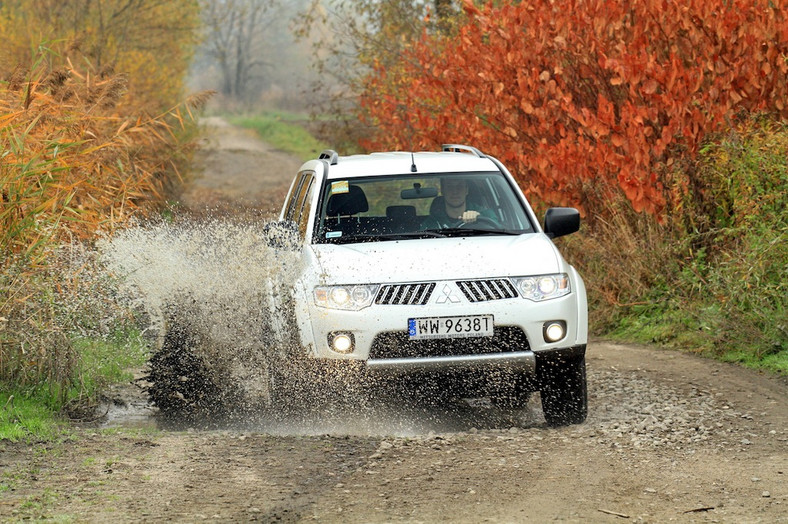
[490, 280, 507, 299]
[456, 281, 472, 301]
[470, 281, 484, 301]
[376, 282, 434, 305]
[383, 286, 396, 303]
[402, 284, 417, 304]
[393, 285, 407, 303]
[415, 284, 432, 304]
[457, 279, 517, 302]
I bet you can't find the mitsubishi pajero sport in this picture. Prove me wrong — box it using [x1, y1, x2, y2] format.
[274, 144, 588, 426]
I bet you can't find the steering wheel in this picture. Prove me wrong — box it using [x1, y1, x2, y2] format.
[458, 216, 499, 229]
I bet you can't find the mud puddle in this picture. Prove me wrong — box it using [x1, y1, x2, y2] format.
[99, 386, 545, 436]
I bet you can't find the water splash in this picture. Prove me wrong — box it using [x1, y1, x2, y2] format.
[95, 218, 541, 435]
[98, 218, 302, 415]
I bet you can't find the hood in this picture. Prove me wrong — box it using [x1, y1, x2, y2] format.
[308, 234, 563, 284]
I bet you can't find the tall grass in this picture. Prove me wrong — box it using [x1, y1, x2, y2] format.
[1, 49, 207, 434]
[565, 115, 788, 374]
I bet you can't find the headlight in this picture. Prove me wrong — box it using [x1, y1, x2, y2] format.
[511, 274, 570, 301]
[314, 284, 379, 310]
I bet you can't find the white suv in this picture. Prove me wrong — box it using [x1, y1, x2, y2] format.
[274, 144, 588, 426]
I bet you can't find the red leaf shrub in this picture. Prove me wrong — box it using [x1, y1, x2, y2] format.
[359, 0, 788, 218]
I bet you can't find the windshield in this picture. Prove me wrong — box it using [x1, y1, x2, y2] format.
[314, 172, 535, 244]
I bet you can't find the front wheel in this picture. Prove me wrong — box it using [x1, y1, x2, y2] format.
[538, 355, 587, 426]
[146, 319, 225, 422]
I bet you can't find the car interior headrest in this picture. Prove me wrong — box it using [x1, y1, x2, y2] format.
[326, 185, 369, 216]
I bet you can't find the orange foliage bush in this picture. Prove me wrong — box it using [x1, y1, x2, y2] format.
[359, 0, 788, 218]
[0, 56, 205, 263]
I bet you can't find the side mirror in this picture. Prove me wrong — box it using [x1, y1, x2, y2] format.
[543, 207, 580, 238]
[263, 220, 299, 249]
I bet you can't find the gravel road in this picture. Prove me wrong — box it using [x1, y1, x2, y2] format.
[2, 341, 785, 522]
[1, 118, 785, 523]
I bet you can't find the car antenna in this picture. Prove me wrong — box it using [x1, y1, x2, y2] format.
[410, 152, 417, 173]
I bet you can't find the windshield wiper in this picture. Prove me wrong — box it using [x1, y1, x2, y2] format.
[432, 228, 524, 236]
[380, 231, 447, 239]
[337, 231, 448, 243]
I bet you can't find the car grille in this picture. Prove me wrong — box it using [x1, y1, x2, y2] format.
[456, 279, 518, 302]
[376, 283, 435, 305]
[369, 326, 530, 360]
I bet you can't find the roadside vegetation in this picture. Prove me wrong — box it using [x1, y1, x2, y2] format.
[0, 0, 202, 441]
[564, 118, 787, 373]
[303, 0, 787, 373]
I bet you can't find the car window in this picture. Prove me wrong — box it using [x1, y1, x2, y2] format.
[314, 172, 534, 244]
[295, 174, 315, 238]
[284, 174, 308, 222]
[359, 178, 439, 216]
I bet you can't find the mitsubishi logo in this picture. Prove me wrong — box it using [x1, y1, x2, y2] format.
[436, 284, 461, 304]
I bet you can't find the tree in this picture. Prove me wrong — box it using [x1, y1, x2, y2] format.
[199, 0, 281, 101]
[0, 0, 201, 111]
[295, 0, 458, 148]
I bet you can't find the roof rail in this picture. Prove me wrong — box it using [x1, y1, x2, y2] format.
[318, 149, 339, 165]
[441, 144, 486, 158]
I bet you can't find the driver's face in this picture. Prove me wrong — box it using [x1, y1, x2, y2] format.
[441, 179, 468, 207]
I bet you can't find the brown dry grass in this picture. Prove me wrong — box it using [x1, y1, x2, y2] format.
[1, 51, 210, 396]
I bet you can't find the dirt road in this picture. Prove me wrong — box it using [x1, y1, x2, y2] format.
[1, 118, 786, 523]
[179, 115, 302, 215]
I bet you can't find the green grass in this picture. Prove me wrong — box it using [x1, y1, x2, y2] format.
[0, 390, 65, 441]
[228, 112, 329, 162]
[607, 305, 788, 375]
[71, 329, 147, 397]
[720, 349, 788, 374]
[0, 328, 148, 442]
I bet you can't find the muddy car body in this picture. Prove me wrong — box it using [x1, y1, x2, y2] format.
[274, 145, 588, 425]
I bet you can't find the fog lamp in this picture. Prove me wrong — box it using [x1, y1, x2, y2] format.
[543, 321, 566, 343]
[328, 332, 355, 353]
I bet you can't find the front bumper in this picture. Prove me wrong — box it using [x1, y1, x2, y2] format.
[303, 292, 583, 359]
[366, 350, 535, 375]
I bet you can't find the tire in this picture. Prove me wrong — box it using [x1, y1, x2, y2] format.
[538, 355, 587, 426]
[146, 311, 228, 423]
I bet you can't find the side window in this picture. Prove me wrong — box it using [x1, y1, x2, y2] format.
[284, 175, 307, 222]
[296, 176, 315, 238]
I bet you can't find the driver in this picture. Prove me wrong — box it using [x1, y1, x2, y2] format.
[421, 177, 499, 229]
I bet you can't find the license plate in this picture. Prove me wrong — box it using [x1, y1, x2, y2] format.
[408, 315, 494, 340]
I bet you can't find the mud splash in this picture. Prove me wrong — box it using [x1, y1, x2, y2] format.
[98, 218, 302, 418]
[99, 218, 299, 345]
[96, 218, 543, 435]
